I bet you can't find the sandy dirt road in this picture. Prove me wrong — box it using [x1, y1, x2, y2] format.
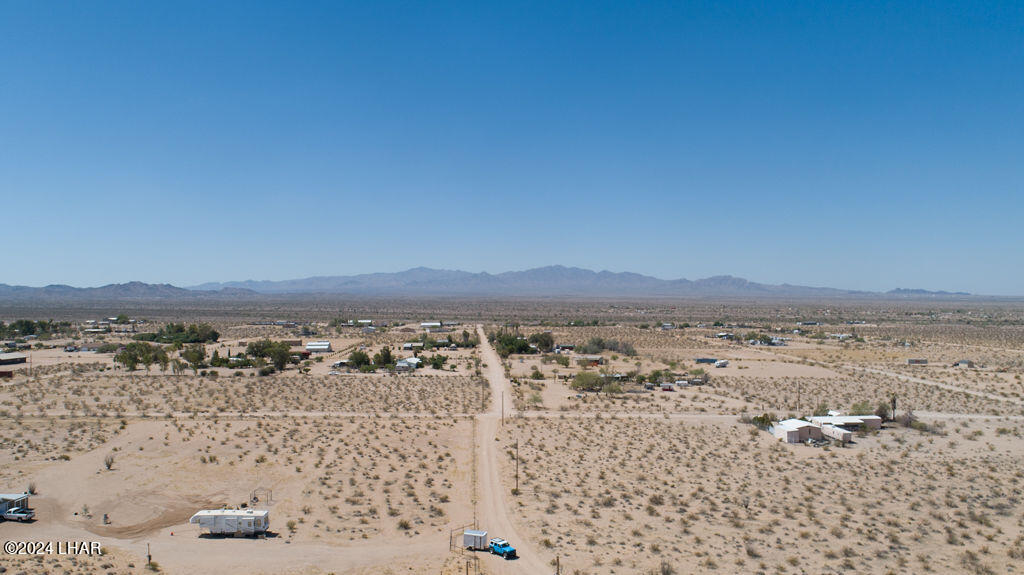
[473, 325, 552, 575]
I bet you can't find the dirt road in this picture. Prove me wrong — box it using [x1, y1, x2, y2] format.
[474, 325, 552, 575]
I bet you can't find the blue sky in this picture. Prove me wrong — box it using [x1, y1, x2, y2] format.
[2, 1, 1022, 294]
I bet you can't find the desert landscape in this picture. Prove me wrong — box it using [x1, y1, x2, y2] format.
[1, 300, 1023, 575]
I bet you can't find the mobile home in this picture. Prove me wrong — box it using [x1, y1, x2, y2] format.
[189, 509, 269, 536]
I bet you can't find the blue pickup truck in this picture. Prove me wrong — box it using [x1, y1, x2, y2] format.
[489, 537, 517, 559]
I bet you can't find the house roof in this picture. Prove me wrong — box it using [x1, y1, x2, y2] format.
[190, 509, 269, 518]
[0, 493, 29, 501]
[775, 418, 817, 431]
[0, 353, 27, 361]
[809, 415, 881, 426]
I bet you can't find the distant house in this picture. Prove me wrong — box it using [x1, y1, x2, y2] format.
[402, 342, 425, 351]
[694, 358, 717, 364]
[420, 322, 443, 330]
[661, 323, 675, 330]
[954, 359, 976, 368]
[305, 341, 332, 353]
[906, 358, 928, 365]
[554, 345, 575, 354]
[396, 357, 422, 372]
[0, 353, 27, 366]
[361, 326, 377, 334]
[79, 342, 104, 352]
[575, 354, 605, 366]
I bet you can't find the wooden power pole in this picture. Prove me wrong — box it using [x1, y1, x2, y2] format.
[514, 439, 519, 493]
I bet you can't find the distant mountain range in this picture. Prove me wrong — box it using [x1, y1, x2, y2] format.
[0, 281, 254, 302]
[0, 267, 979, 301]
[189, 266, 868, 297]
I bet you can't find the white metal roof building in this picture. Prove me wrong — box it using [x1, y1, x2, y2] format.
[808, 415, 882, 430]
[305, 341, 332, 353]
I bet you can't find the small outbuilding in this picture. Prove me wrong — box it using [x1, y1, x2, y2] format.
[954, 359, 975, 368]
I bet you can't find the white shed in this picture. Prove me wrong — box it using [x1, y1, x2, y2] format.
[305, 341, 332, 353]
[189, 509, 269, 536]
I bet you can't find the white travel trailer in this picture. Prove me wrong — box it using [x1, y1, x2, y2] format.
[189, 509, 269, 536]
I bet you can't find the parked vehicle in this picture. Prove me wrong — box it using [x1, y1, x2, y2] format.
[2, 507, 34, 522]
[489, 537, 517, 559]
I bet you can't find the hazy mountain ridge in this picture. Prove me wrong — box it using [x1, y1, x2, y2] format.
[0, 281, 254, 301]
[191, 265, 879, 297]
[0, 267, 980, 301]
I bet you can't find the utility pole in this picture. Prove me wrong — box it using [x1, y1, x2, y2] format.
[501, 392, 504, 425]
[514, 439, 519, 494]
[556, 556, 560, 574]
[147, 543, 151, 564]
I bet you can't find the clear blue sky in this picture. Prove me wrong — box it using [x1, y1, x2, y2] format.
[2, 1, 1022, 294]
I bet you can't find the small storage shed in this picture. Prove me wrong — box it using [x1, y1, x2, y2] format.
[189, 509, 269, 536]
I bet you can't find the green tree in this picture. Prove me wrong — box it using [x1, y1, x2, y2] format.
[428, 354, 448, 369]
[268, 345, 291, 371]
[527, 332, 554, 352]
[114, 349, 139, 371]
[571, 372, 603, 392]
[348, 350, 371, 368]
[181, 344, 206, 375]
[156, 347, 170, 372]
[849, 400, 873, 415]
[373, 347, 393, 367]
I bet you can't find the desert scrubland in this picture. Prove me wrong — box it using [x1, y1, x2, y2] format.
[0, 299, 1022, 574]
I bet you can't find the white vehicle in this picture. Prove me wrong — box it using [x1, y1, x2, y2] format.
[2, 507, 34, 522]
[0, 493, 32, 522]
[714, 360, 729, 368]
[189, 509, 269, 536]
